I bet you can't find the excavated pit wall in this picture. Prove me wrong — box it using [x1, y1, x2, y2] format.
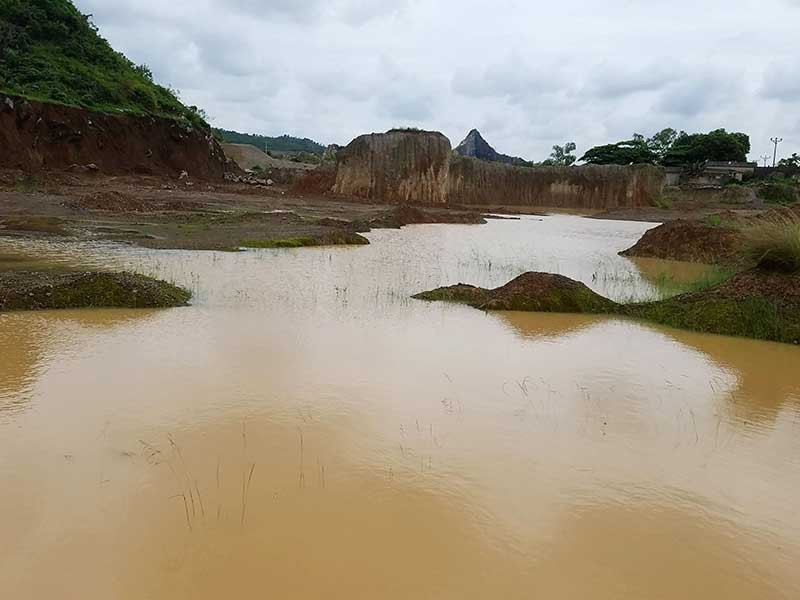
[331, 130, 665, 208]
[332, 131, 452, 204]
[0, 94, 226, 179]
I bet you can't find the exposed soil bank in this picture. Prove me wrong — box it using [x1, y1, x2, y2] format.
[414, 270, 800, 344]
[0, 94, 225, 178]
[0, 270, 191, 312]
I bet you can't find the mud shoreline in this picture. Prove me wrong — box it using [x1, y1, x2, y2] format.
[0, 169, 491, 252]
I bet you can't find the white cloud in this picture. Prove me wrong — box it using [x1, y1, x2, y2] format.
[74, 0, 800, 162]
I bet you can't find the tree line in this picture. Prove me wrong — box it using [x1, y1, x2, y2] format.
[537, 128, 777, 168]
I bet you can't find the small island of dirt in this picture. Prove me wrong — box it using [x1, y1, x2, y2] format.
[0, 271, 191, 312]
[413, 269, 800, 345]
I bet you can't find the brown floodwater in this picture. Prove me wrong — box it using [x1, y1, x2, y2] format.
[1, 215, 799, 599]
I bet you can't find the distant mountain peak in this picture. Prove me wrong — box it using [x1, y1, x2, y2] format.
[454, 129, 529, 166]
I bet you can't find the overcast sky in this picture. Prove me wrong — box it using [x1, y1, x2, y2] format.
[74, 0, 799, 162]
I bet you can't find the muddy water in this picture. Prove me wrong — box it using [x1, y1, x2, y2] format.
[1, 215, 799, 599]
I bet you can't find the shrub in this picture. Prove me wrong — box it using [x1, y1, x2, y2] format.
[741, 214, 800, 272]
[758, 177, 799, 204]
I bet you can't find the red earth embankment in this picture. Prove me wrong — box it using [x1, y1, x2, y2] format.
[0, 94, 226, 179]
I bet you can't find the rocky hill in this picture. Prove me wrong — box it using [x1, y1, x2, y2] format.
[454, 129, 530, 167]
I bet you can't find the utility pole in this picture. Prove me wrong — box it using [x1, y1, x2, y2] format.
[760, 154, 770, 167]
[770, 137, 783, 167]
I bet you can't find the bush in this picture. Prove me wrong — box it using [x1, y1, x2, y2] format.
[758, 177, 799, 205]
[742, 214, 800, 272]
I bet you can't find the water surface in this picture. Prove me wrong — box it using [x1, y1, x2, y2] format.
[1, 215, 799, 599]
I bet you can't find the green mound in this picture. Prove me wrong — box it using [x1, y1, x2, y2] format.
[241, 231, 370, 249]
[0, 0, 206, 126]
[413, 270, 800, 344]
[0, 271, 191, 311]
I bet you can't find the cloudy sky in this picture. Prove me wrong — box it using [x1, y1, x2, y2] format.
[74, 0, 799, 162]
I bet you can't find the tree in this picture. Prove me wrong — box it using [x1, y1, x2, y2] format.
[646, 128, 678, 161]
[542, 142, 577, 166]
[662, 129, 750, 166]
[580, 138, 659, 165]
[579, 128, 679, 166]
[778, 153, 800, 168]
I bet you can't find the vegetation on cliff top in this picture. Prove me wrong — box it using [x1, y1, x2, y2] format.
[214, 128, 326, 155]
[0, 0, 207, 127]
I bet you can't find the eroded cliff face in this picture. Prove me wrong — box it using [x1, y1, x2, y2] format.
[328, 130, 665, 209]
[448, 156, 663, 209]
[0, 94, 226, 179]
[332, 130, 451, 204]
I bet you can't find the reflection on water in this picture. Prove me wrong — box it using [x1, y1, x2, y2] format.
[1, 215, 799, 599]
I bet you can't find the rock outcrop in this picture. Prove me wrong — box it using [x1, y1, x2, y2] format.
[454, 129, 530, 167]
[332, 130, 452, 204]
[0, 94, 226, 179]
[325, 129, 664, 209]
[448, 156, 663, 209]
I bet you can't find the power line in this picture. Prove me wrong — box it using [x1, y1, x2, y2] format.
[770, 137, 783, 167]
[760, 154, 770, 167]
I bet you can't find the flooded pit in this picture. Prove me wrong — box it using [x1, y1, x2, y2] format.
[1, 215, 799, 599]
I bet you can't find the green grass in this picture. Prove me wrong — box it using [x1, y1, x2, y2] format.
[652, 267, 734, 298]
[626, 296, 794, 343]
[0, 0, 207, 128]
[758, 178, 799, 205]
[741, 215, 800, 272]
[241, 237, 317, 248]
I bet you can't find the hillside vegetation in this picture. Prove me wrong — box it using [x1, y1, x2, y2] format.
[215, 128, 326, 155]
[0, 0, 207, 127]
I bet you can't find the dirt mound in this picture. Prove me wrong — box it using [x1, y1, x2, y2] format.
[620, 219, 741, 263]
[412, 284, 491, 305]
[69, 191, 149, 212]
[483, 273, 619, 313]
[0, 271, 191, 311]
[370, 205, 486, 228]
[292, 166, 338, 195]
[414, 272, 618, 314]
[1, 94, 225, 179]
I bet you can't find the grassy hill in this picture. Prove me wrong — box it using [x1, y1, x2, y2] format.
[214, 128, 326, 155]
[0, 0, 207, 128]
